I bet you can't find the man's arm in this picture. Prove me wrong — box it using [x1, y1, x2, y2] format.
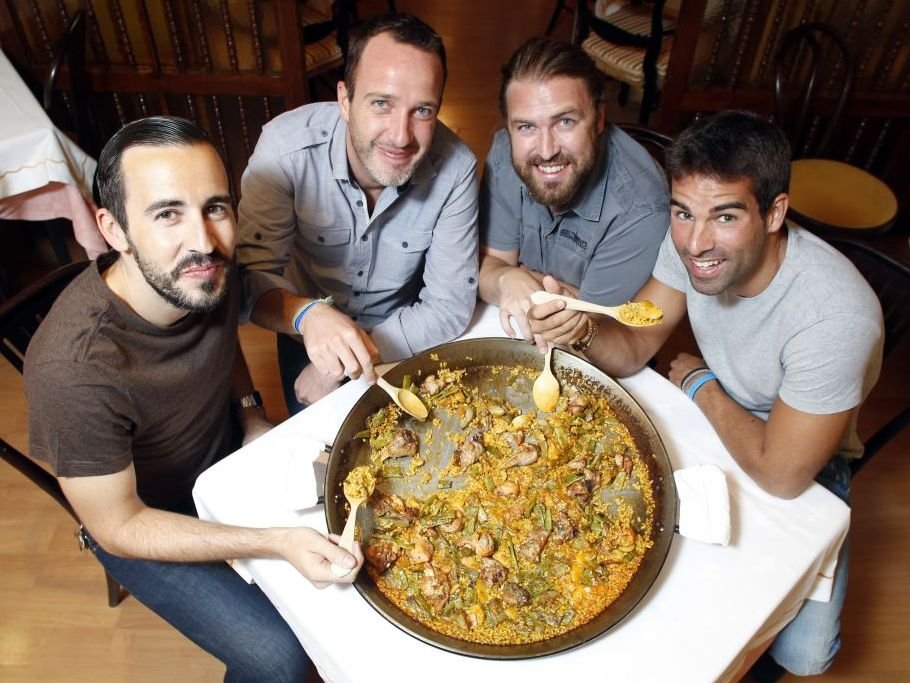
[530, 276, 686, 375]
[369, 156, 480, 361]
[61, 466, 362, 587]
[669, 353, 853, 499]
[231, 341, 271, 445]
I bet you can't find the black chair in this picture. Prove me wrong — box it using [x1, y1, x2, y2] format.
[774, 23, 898, 236]
[575, 0, 676, 124]
[826, 238, 910, 476]
[0, 261, 127, 607]
[617, 122, 672, 171]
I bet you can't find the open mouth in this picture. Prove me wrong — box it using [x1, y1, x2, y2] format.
[688, 256, 724, 277]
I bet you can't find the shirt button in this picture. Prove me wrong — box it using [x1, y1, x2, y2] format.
[351, 316, 358, 321]
[254, 232, 262, 241]
[353, 291, 360, 297]
[321, 129, 328, 137]
[468, 277, 475, 284]
[317, 235, 325, 243]
[356, 200, 363, 207]
[401, 241, 408, 248]
[361, 235, 368, 242]
[357, 270, 364, 276]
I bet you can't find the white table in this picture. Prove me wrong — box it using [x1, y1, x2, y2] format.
[194, 305, 850, 683]
[0, 48, 107, 258]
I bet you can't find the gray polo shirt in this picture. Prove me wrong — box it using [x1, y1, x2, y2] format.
[237, 102, 479, 361]
[480, 125, 668, 305]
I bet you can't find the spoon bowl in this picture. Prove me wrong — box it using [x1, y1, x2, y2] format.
[530, 291, 663, 327]
[331, 466, 376, 577]
[532, 346, 560, 412]
[376, 376, 429, 420]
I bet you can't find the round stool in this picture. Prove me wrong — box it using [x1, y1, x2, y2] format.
[788, 159, 898, 235]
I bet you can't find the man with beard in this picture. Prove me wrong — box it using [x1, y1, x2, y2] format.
[478, 37, 668, 347]
[530, 111, 883, 679]
[24, 117, 363, 681]
[237, 13, 478, 413]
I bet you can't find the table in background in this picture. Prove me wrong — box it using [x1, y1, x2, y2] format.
[0, 48, 107, 259]
[194, 304, 850, 683]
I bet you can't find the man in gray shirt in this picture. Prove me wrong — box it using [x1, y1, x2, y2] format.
[530, 111, 883, 678]
[479, 38, 668, 350]
[237, 14, 478, 412]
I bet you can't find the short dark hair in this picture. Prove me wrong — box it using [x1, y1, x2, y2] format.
[343, 13, 447, 99]
[499, 37, 607, 118]
[95, 116, 215, 228]
[666, 111, 792, 217]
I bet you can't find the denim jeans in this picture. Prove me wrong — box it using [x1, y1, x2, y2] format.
[767, 456, 852, 676]
[277, 332, 311, 416]
[81, 528, 310, 682]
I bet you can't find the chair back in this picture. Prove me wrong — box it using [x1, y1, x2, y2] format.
[0, 260, 126, 606]
[826, 238, 910, 474]
[774, 23, 854, 159]
[617, 122, 672, 171]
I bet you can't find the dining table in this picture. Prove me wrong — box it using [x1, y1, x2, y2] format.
[0, 47, 107, 259]
[193, 303, 850, 683]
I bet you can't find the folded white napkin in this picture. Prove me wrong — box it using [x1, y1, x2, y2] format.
[284, 434, 329, 511]
[673, 464, 731, 546]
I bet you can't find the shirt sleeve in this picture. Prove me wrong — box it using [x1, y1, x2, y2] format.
[479, 134, 522, 252]
[25, 360, 134, 477]
[370, 156, 480, 361]
[236, 125, 302, 323]
[579, 210, 669, 304]
[652, 228, 688, 292]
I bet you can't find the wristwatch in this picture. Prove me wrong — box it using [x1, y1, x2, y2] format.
[235, 390, 263, 409]
[571, 319, 599, 353]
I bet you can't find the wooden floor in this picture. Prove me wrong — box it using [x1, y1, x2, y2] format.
[2, 1, 909, 680]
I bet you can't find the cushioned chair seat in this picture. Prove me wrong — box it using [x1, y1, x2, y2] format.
[582, 32, 671, 94]
[300, 3, 344, 74]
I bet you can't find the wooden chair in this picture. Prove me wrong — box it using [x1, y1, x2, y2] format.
[824, 239, 910, 476]
[774, 23, 898, 236]
[617, 122, 672, 171]
[576, 0, 676, 124]
[0, 261, 127, 607]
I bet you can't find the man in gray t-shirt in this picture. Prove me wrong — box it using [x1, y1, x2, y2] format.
[529, 111, 882, 678]
[478, 38, 667, 347]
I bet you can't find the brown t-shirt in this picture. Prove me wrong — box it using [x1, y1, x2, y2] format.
[24, 255, 238, 511]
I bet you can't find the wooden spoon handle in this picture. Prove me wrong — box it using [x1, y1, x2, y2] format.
[331, 499, 361, 577]
[530, 291, 621, 318]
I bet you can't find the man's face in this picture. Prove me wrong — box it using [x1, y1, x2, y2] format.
[338, 33, 444, 190]
[505, 76, 606, 211]
[670, 174, 784, 297]
[119, 143, 235, 313]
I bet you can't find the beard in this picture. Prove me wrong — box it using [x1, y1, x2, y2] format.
[513, 142, 599, 211]
[128, 240, 230, 313]
[348, 123, 424, 188]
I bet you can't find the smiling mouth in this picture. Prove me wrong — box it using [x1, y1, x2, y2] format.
[535, 162, 567, 175]
[689, 257, 724, 275]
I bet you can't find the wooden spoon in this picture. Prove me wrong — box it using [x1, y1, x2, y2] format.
[530, 291, 663, 327]
[376, 376, 429, 420]
[331, 466, 376, 578]
[532, 345, 560, 413]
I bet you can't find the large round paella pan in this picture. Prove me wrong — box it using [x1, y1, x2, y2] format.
[324, 337, 677, 658]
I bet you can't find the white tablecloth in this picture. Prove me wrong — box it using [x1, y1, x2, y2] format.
[0, 48, 107, 258]
[194, 304, 850, 683]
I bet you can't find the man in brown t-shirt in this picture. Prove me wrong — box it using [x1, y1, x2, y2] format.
[24, 117, 363, 681]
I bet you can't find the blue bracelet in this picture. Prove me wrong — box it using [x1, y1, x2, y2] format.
[687, 371, 717, 401]
[292, 295, 334, 334]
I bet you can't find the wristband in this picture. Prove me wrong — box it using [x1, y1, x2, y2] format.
[686, 371, 717, 401]
[292, 295, 334, 334]
[678, 366, 709, 392]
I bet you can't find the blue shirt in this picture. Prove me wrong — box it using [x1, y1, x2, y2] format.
[237, 102, 479, 361]
[480, 125, 668, 305]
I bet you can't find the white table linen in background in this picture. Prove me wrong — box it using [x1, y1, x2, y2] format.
[194, 304, 849, 683]
[0, 48, 107, 258]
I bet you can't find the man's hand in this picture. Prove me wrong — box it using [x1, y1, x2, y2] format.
[299, 303, 380, 383]
[283, 528, 364, 588]
[528, 275, 589, 351]
[294, 363, 343, 405]
[493, 266, 546, 340]
[240, 413, 273, 446]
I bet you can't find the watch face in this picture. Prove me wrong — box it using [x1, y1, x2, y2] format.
[240, 391, 263, 409]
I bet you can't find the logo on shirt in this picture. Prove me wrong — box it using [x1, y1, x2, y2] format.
[558, 228, 588, 251]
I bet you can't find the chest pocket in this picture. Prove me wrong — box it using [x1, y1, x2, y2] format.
[374, 229, 434, 288]
[298, 224, 351, 269]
